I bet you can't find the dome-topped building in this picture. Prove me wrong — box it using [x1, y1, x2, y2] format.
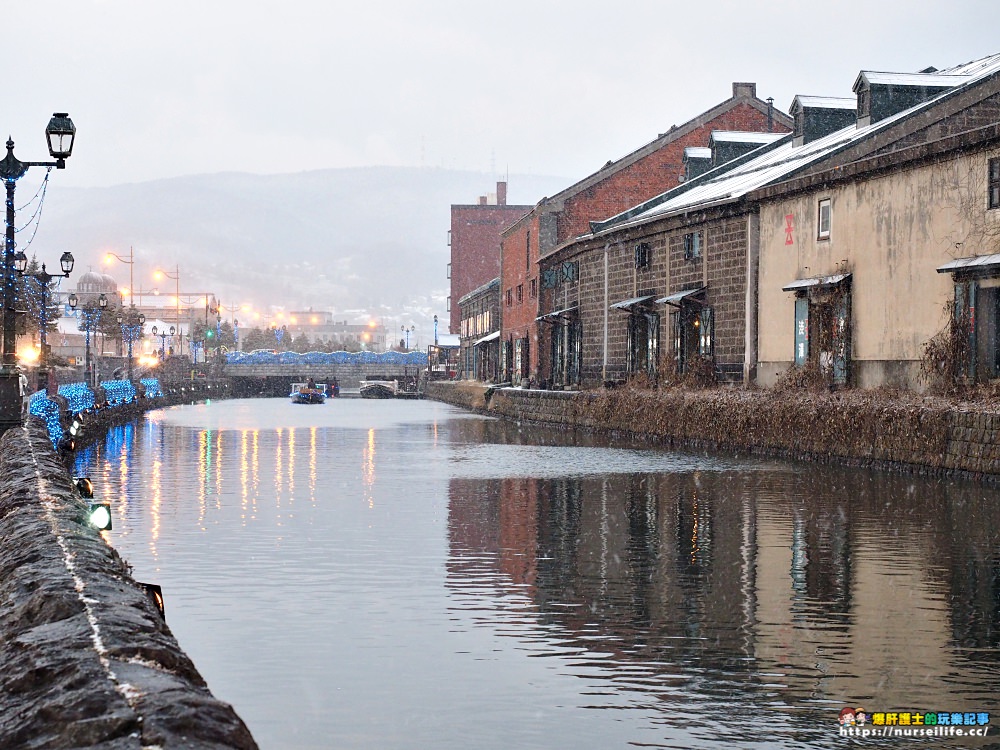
[75, 270, 118, 302]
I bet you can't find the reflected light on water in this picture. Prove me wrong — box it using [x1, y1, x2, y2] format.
[287, 428, 296, 500]
[274, 428, 283, 508]
[309, 427, 317, 503]
[197, 430, 208, 527]
[215, 430, 224, 503]
[150, 458, 161, 560]
[363, 427, 375, 509]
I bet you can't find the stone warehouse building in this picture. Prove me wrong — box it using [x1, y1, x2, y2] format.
[499, 82, 791, 385]
[534, 51, 1000, 391]
[456, 277, 500, 382]
[754, 55, 1000, 389]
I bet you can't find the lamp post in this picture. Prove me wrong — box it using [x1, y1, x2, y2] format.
[75, 293, 107, 388]
[104, 247, 134, 307]
[116, 309, 145, 381]
[0, 113, 75, 433]
[150, 324, 174, 359]
[401, 325, 414, 350]
[154, 265, 181, 353]
[22, 254, 75, 392]
[433, 314, 439, 346]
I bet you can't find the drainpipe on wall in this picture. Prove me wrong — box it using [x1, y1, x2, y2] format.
[602, 243, 609, 383]
[744, 213, 760, 384]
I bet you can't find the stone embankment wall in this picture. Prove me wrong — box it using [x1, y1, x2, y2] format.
[0, 421, 256, 747]
[425, 382, 1000, 478]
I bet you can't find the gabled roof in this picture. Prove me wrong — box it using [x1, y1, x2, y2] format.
[588, 52, 1000, 237]
[537, 84, 792, 211]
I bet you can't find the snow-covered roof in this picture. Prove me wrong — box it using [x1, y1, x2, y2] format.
[792, 95, 856, 110]
[857, 71, 972, 88]
[590, 52, 1000, 235]
[710, 131, 786, 144]
[937, 253, 1000, 273]
[456, 277, 500, 305]
[684, 147, 712, 160]
[473, 330, 500, 346]
[782, 273, 851, 292]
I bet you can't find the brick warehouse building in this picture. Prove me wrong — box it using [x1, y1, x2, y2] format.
[448, 181, 532, 336]
[499, 82, 792, 385]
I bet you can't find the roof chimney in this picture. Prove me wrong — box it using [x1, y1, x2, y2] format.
[732, 82, 757, 99]
[496, 181, 507, 206]
[478, 195, 487, 205]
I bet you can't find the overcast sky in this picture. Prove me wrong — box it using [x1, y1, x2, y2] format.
[6, 0, 1000, 189]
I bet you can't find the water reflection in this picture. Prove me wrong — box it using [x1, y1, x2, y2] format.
[73, 400, 1000, 749]
[447, 464, 1000, 746]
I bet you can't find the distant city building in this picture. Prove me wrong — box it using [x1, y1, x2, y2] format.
[282, 311, 388, 351]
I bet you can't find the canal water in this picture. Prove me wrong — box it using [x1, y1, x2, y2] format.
[73, 397, 1000, 748]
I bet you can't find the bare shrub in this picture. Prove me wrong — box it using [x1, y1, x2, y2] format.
[772, 358, 832, 392]
[680, 354, 717, 389]
[919, 304, 970, 396]
[657, 353, 717, 390]
[624, 370, 657, 390]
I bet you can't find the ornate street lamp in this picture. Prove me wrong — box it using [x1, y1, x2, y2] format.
[401, 325, 415, 350]
[74, 293, 108, 388]
[151, 324, 174, 359]
[23, 255, 75, 392]
[0, 113, 75, 433]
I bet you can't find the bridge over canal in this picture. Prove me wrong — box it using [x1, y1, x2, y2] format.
[222, 350, 429, 395]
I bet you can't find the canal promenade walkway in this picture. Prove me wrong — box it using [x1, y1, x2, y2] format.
[0, 379, 257, 749]
[426, 381, 1000, 480]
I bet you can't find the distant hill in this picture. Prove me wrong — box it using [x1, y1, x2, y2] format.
[31, 167, 568, 331]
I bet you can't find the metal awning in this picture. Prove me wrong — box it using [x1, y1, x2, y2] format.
[937, 253, 1000, 274]
[656, 286, 706, 306]
[473, 330, 500, 346]
[535, 305, 579, 322]
[609, 295, 654, 311]
[782, 272, 851, 292]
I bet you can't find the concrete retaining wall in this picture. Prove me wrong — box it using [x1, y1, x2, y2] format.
[0, 421, 256, 748]
[425, 382, 1000, 478]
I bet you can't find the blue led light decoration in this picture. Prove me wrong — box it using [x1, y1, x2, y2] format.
[101, 379, 136, 405]
[28, 390, 64, 448]
[139, 377, 163, 398]
[225, 349, 430, 366]
[57, 381, 95, 413]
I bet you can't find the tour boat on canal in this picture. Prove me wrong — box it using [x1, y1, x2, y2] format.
[359, 378, 398, 399]
[290, 382, 327, 404]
